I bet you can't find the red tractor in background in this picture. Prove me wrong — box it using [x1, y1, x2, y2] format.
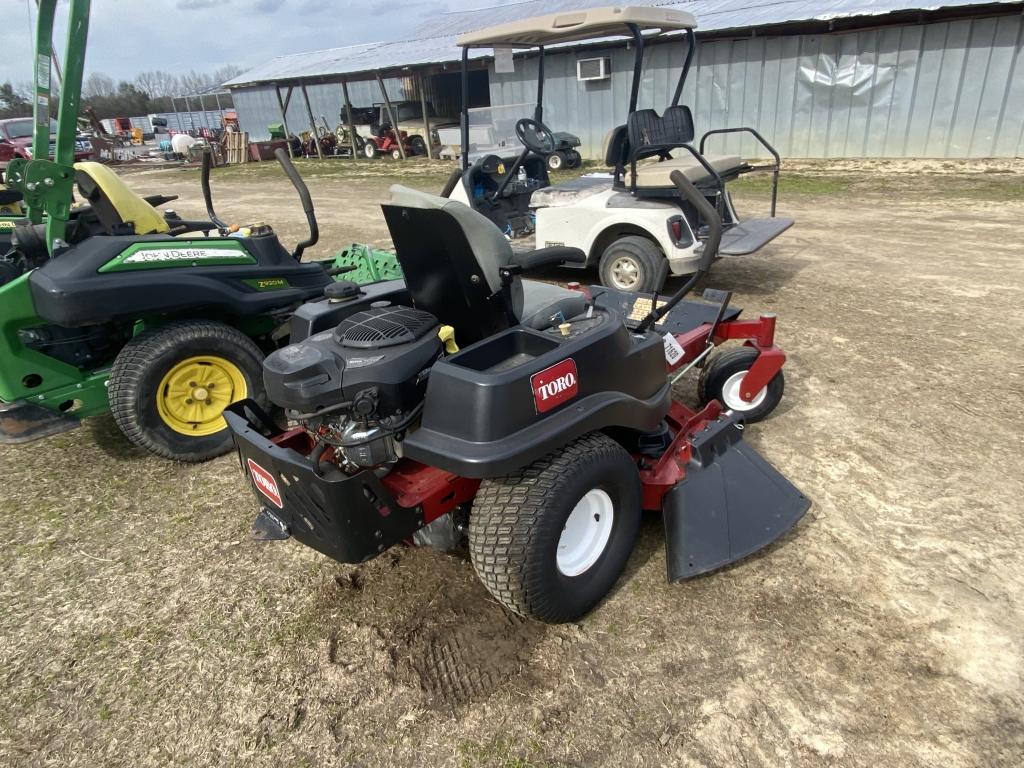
[362, 122, 413, 160]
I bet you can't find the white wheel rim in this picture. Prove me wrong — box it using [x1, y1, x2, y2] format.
[721, 370, 768, 412]
[557, 488, 614, 577]
[609, 256, 640, 290]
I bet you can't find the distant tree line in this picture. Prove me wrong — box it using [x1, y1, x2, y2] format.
[0, 65, 242, 121]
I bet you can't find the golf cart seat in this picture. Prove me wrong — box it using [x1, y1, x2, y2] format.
[73, 161, 170, 236]
[529, 174, 612, 209]
[604, 107, 750, 192]
[625, 153, 746, 188]
[385, 185, 586, 341]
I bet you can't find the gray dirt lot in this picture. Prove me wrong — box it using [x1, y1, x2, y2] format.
[1, 158, 1022, 767]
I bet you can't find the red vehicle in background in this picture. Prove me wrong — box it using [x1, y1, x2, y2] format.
[0, 117, 95, 170]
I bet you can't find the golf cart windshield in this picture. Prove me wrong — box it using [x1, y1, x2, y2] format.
[456, 5, 696, 47]
[5, 118, 58, 139]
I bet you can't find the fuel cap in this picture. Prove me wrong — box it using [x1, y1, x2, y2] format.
[324, 281, 360, 302]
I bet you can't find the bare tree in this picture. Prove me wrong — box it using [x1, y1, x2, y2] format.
[83, 73, 116, 99]
[135, 70, 181, 99]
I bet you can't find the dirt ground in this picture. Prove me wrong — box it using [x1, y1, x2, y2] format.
[1, 157, 1023, 767]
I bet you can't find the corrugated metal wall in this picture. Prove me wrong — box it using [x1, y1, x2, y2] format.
[232, 77, 413, 140]
[490, 14, 1024, 158]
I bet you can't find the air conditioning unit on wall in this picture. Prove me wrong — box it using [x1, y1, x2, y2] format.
[577, 57, 610, 82]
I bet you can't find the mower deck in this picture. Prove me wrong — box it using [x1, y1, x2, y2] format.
[0, 399, 81, 444]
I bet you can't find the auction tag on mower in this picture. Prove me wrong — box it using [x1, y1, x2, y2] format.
[247, 458, 283, 509]
[531, 358, 579, 414]
[663, 333, 685, 366]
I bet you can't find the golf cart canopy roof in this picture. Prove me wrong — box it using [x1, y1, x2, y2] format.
[457, 5, 697, 48]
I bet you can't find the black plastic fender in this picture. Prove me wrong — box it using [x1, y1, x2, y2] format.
[663, 414, 810, 581]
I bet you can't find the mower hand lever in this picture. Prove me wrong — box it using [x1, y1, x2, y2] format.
[200, 149, 229, 231]
[637, 170, 723, 332]
[274, 148, 320, 261]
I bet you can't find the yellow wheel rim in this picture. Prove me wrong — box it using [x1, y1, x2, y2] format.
[155, 355, 247, 437]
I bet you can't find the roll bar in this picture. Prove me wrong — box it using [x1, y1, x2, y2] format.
[636, 170, 721, 333]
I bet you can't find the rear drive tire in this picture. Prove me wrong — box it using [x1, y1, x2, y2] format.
[469, 432, 641, 623]
[109, 320, 268, 462]
[546, 151, 566, 171]
[698, 346, 784, 423]
[598, 235, 668, 293]
[565, 149, 582, 168]
[364, 142, 378, 159]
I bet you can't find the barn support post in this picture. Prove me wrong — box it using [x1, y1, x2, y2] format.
[274, 84, 295, 158]
[300, 84, 324, 160]
[341, 79, 358, 159]
[418, 72, 432, 159]
[376, 73, 406, 160]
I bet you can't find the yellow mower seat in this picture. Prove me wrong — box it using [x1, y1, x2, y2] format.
[73, 161, 169, 235]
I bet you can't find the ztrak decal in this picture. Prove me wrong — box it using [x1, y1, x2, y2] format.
[243, 277, 290, 291]
[247, 458, 283, 509]
[0, 220, 16, 229]
[531, 358, 579, 414]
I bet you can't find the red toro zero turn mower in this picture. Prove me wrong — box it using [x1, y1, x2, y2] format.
[226, 170, 808, 623]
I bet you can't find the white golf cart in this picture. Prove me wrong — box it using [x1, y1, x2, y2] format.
[448, 5, 792, 293]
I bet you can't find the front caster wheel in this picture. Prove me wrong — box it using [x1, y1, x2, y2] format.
[109, 320, 268, 461]
[698, 346, 785, 423]
[469, 432, 641, 623]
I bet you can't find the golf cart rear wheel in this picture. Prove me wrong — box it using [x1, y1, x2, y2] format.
[469, 432, 641, 623]
[698, 346, 784, 423]
[546, 151, 566, 171]
[109, 320, 268, 462]
[564, 149, 582, 168]
[598, 235, 668, 293]
[364, 143, 377, 159]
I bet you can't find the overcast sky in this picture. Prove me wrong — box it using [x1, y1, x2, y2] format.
[0, 0, 453, 87]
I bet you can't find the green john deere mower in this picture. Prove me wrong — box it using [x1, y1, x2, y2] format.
[0, 0, 400, 461]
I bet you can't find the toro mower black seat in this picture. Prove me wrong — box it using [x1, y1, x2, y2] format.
[0, 189, 23, 206]
[383, 185, 586, 345]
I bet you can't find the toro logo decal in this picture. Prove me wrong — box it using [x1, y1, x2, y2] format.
[247, 458, 283, 509]
[531, 358, 579, 414]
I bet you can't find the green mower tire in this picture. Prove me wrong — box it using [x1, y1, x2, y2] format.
[109, 320, 268, 462]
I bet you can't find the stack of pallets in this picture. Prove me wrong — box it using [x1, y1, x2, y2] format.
[223, 132, 250, 165]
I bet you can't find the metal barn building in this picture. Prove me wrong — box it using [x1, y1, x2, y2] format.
[225, 0, 1024, 159]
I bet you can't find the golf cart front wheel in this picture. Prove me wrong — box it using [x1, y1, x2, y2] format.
[109, 320, 268, 461]
[364, 143, 378, 159]
[698, 347, 785, 423]
[598, 235, 668, 293]
[546, 151, 566, 171]
[469, 432, 641, 623]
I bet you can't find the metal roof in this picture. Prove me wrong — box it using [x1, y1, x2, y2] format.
[223, 0, 1023, 87]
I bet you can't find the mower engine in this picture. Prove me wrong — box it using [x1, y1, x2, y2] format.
[263, 305, 442, 472]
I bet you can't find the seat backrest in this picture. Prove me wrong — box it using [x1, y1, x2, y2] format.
[382, 185, 519, 345]
[626, 106, 695, 159]
[74, 162, 169, 236]
[603, 125, 629, 168]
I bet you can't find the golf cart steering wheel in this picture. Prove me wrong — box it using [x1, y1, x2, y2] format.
[515, 118, 557, 154]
